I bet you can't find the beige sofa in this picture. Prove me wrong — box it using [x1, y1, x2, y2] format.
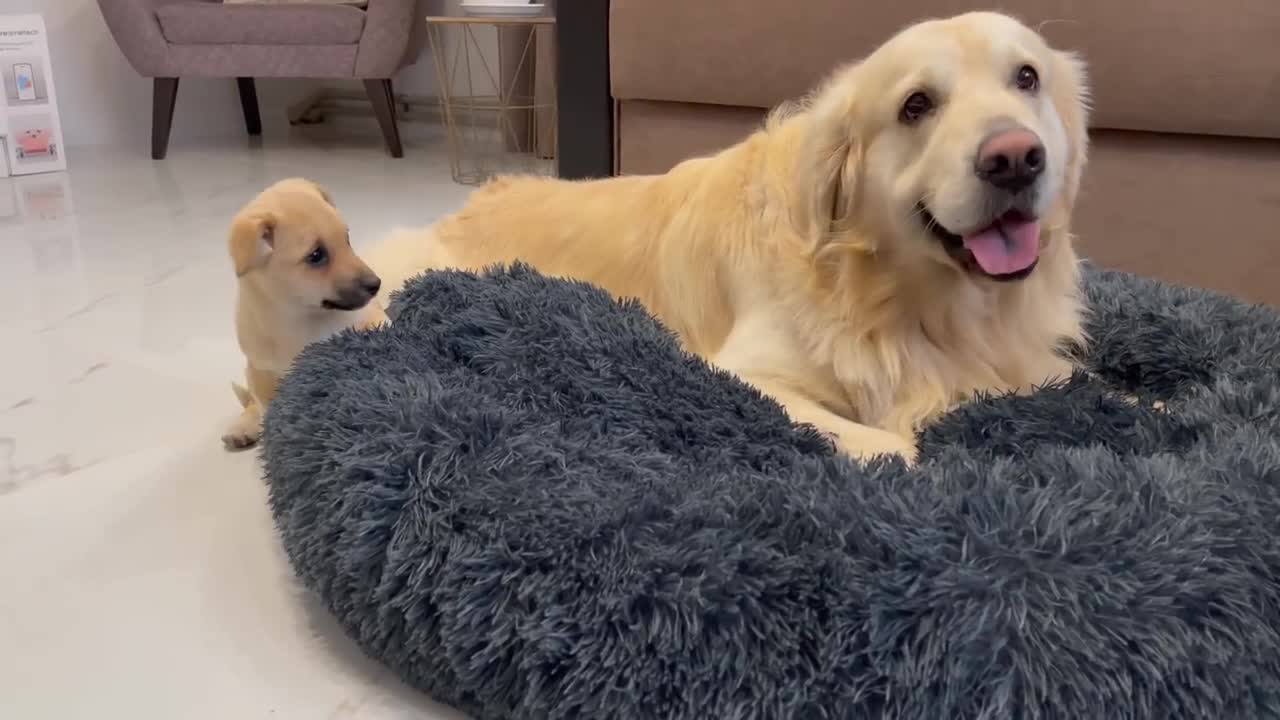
[556, 0, 1280, 306]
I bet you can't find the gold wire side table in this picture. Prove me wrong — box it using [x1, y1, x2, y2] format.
[426, 14, 557, 185]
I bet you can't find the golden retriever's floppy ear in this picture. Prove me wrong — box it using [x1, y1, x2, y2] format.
[792, 67, 863, 251]
[228, 210, 276, 276]
[1050, 50, 1090, 211]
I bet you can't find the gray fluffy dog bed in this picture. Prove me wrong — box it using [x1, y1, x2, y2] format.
[263, 265, 1280, 719]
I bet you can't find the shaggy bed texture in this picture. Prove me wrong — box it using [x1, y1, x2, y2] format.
[263, 265, 1280, 720]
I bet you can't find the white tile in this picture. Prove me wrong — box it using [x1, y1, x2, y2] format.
[0, 134, 473, 719]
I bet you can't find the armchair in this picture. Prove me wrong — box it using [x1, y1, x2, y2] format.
[97, 0, 425, 159]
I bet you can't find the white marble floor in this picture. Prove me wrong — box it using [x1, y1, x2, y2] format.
[0, 132, 475, 719]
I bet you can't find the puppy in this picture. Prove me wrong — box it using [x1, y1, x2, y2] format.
[365, 12, 1089, 463]
[222, 178, 387, 450]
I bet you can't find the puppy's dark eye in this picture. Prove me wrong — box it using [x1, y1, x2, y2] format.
[1015, 65, 1040, 92]
[305, 246, 328, 267]
[900, 92, 934, 124]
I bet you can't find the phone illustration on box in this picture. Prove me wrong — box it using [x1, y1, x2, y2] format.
[14, 63, 36, 102]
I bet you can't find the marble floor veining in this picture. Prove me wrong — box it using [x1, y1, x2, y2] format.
[0, 133, 475, 719]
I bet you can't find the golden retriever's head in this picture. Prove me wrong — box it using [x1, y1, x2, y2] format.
[799, 12, 1089, 283]
[228, 178, 381, 311]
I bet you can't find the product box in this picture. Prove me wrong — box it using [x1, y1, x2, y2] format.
[0, 14, 66, 176]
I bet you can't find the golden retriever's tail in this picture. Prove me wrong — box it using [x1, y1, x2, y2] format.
[231, 382, 253, 409]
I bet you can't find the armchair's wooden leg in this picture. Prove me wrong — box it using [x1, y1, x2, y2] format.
[152, 77, 180, 160]
[363, 78, 403, 158]
[236, 77, 262, 136]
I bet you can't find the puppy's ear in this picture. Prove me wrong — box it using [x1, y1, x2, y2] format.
[792, 67, 862, 251]
[228, 211, 277, 276]
[306, 180, 336, 208]
[275, 177, 336, 207]
[1050, 50, 1090, 212]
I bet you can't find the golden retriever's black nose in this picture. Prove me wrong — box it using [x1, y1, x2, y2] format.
[975, 128, 1045, 193]
[362, 276, 382, 296]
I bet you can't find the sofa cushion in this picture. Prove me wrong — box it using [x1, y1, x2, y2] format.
[156, 2, 366, 46]
[616, 100, 763, 176]
[610, 0, 1280, 140]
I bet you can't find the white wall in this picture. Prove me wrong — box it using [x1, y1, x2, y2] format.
[12, 0, 458, 150]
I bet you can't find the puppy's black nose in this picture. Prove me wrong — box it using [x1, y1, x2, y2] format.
[362, 276, 382, 296]
[975, 127, 1045, 193]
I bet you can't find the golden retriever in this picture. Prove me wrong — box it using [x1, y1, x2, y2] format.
[366, 11, 1089, 463]
[223, 178, 387, 449]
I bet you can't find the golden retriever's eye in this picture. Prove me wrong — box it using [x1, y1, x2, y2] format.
[305, 246, 329, 267]
[1015, 65, 1040, 92]
[899, 92, 934, 124]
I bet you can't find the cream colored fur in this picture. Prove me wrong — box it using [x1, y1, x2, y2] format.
[224, 178, 388, 450]
[365, 12, 1091, 463]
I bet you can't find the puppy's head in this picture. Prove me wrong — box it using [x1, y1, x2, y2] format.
[229, 178, 381, 311]
[799, 12, 1089, 283]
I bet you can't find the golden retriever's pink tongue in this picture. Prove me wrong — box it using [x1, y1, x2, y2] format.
[963, 217, 1040, 275]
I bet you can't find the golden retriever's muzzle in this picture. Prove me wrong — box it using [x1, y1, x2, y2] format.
[974, 126, 1045, 194]
[920, 123, 1048, 282]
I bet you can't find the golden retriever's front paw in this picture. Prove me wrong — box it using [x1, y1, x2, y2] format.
[830, 424, 918, 466]
[221, 420, 261, 451]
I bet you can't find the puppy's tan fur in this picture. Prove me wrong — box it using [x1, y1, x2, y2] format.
[367, 12, 1090, 462]
[224, 178, 387, 449]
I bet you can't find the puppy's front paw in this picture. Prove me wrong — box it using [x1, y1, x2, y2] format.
[221, 429, 260, 451]
[221, 417, 262, 451]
